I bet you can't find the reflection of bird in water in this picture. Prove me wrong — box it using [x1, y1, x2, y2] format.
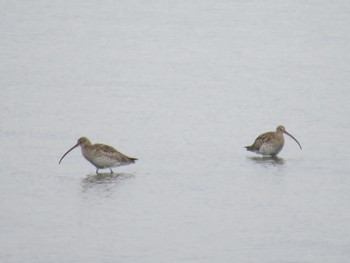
[248, 156, 285, 166]
[245, 125, 302, 156]
[81, 173, 135, 193]
[59, 137, 137, 174]
[82, 173, 134, 185]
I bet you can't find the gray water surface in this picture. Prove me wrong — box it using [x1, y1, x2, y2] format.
[1, 1, 350, 262]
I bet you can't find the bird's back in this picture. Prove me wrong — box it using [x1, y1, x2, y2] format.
[245, 131, 275, 152]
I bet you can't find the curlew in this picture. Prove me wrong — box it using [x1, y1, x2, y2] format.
[245, 125, 302, 156]
[59, 137, 137, 174]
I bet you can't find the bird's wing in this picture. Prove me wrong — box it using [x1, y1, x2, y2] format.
[252, 132, 274, 150]
[95, 144, 136, 163]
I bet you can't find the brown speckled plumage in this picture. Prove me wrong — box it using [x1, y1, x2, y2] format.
[245, 125, 302, 156]
[59, 137, 137, 174]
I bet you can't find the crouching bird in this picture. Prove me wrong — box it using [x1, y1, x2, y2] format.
[245, 125, 302, 156]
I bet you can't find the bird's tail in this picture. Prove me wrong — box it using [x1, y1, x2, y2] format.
[130, 157, 138, 162]
[245, 146, 252, 151]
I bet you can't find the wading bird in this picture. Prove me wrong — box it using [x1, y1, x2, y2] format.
[59, 137, 137, 174]
[245, 125, 302, 156]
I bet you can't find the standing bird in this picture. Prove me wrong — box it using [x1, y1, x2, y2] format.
[245, 125, 302, 156]
[59, 137, 137, 174]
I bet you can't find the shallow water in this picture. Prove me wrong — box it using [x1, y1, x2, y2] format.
[1, 1, 350, 262]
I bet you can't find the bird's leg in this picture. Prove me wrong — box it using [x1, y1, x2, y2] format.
[96, 168, 99, 175]
[110, 168, 114, 174]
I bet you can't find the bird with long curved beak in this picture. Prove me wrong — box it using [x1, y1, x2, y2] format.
[59, 137, 137, 174]
[245, 125, 302, 156]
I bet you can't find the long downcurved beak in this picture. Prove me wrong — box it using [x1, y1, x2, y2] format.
[284, 131, 302, 150]
[59, 143, 79, 164]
